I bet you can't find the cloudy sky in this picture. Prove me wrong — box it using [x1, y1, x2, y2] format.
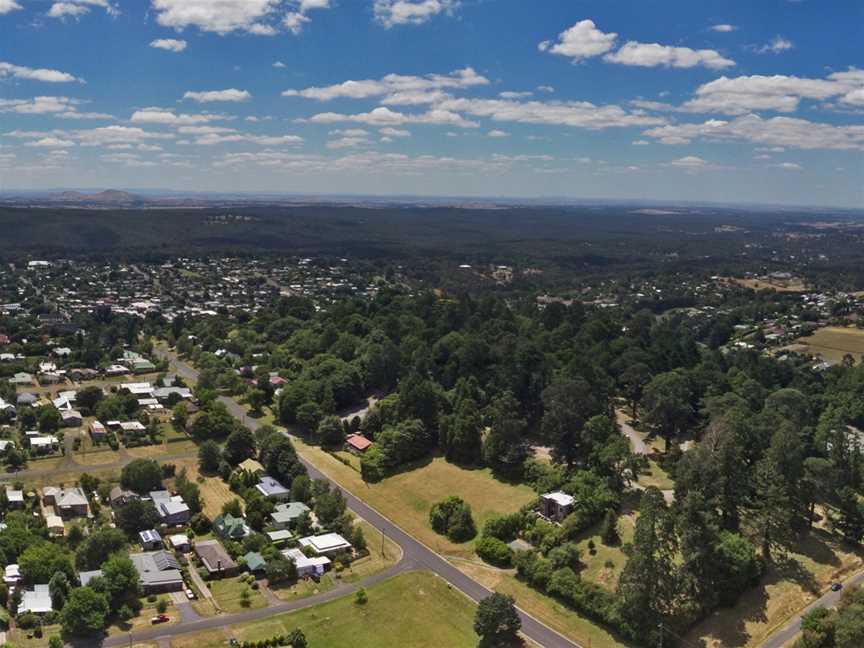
[1, 0, 862, 207]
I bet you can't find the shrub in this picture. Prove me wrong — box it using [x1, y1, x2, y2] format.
[429, 496, 476, 543]
[147, 594, 157, 603]
[476, 536, 514, 568]
[482, 512, 525, 542]
[354, 588, 368, 605]
[156, 599, 168, 614]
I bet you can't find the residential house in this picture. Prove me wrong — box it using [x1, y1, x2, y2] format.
[90, 420, 107, 440]
[29, 434, 59, 454]
[0, 398, 14, 419]
[6, 488, 24, 509]
[283, 548, 330, 578]
[169, 533, 191, 552]
[60, 410, 83, 428]
[39, 372, 63, 385]
[105, 364, 130, 377]
[266, 529, 294, 546]
[270, 502, 310, 530]
[119, 420, 147, 439]
[237, 458, 264, 476]
[153, 387, 193, 404]
[139, 529, 163, 551]
[120, 383, 154, 398]
[43, 486, 89, 518]
[540, 491, 575, 522]
[298, 533, 352, 556]
[16, 393, 37, 407]
[255, 475, 290, 500]
[194, 540, 239, 578]
[79, 569, 103, 586]
[109, 485, 139, 508]
[130, 551, 184, 594]
[150, 490, 190, 526]
[9, 372, 34, 386]
[3, 564, 21, 586]
[213, 513, 249, 540]
[345, 433, 373, 454]
[243, 552, 267, 574]
[20, 585, 52, 615]
[45, 514, 65, 536]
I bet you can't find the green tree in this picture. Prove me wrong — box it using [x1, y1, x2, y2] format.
[102, 555, 143, 611]
[429, 496, 476, 543]
[120, 458, 163, 494]
[76, 527, 127, 570]
[48, 572, 70, 610]
[541, 378, 601, 466]
[600, 509, 620, 546]
[640, 370, 692, 452]
[617, 488, 678, 642]
[115, 498, 160, 537]
[482, 392, 530, 479]
[223, 428, 256, 464]
[317, 415, 346, 449]
[474, 593, 521, 645]
[61, 587, 109, 636]
[440, 397, 482, 465]
[198, 439, 222, 474]
[19, 543, 75, 585]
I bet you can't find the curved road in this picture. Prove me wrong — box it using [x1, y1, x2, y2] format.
[759, 569, 864, 648]
[154, 349, 582, 648]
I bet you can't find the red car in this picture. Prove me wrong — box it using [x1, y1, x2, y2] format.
[150, 614, 170, 624]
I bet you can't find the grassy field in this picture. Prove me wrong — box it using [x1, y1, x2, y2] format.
[207, 576, 268, 613]
[291, 438, 536, 559]
[172, 572, 480, 648]
[107, 596, 180, 635]
[791, 326, 864, 365]
[687, 527, 864, 648]
[9, 624, 63, 648]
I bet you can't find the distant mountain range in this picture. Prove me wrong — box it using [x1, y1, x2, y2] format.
[55, 190, 142, 204]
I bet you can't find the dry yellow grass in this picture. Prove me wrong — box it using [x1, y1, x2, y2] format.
[459, 562, 633, 648]
[170, 458, 237, 518]
[731, 277, 808, 292]
[792, 326, 864, 365]
[687, 528, 864, 648]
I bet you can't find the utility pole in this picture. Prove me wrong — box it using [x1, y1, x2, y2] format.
[657, 622, 663, 648]
[380, 527, 385, 558]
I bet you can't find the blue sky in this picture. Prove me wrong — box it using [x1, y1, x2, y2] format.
[1, 0, 862, 207]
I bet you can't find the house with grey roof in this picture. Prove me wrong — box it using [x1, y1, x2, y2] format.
[79, 569, 103, 587]
[150, 490, 190, 526]
[256, 475, 290, 500]
[130, 551, 184, 594]
[20, 585, 52, 614]
[139, 529, 163, 550]
[43, 486, 89, 518]
[194, 540, 238, 578]
[270, 501, 311, 529]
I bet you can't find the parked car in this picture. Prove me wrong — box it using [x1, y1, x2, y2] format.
[831, 582, 843, 592]
[185, 588, 196, 600]
[151, 614, 170, 624]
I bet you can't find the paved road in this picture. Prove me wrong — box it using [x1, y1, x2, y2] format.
[153, 349, 582, 648]
[0, 449, 197, 482]
[759, 569, 864, 648]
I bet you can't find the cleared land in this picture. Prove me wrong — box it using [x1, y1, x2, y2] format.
[206, 576, 267, 613]
[790, 326, 864, 365]
[729, 277, 808, 292]
[687, 526, 864, 648]
[170, 458, 238, 519]
[172, 571, 480, 648]
[291, 439, 536, 559]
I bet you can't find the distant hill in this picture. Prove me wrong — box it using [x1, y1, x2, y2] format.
[54, 190, 142, 204]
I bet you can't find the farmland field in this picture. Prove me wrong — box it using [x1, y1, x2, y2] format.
[791, 326, 864, 365]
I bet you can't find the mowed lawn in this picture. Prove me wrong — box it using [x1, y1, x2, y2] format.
[793, 326, 864, 365]
[686, 527, 864, 648]
[239, 571, 478, 648]
[291, 438, 536, 558]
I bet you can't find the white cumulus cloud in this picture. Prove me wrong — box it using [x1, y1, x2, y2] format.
[150, 38, 187, 52]
[604, 42, 734, 70]
[183, 89, 251, 103]
[538, 19, 617, 61]
[374, 0, 459, 28]
[0, 0, 22, 15]
[0, 61, 82, 83]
